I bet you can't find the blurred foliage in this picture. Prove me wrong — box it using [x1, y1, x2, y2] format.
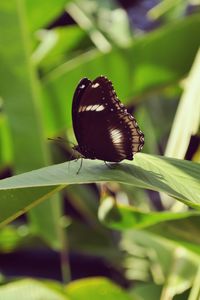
[0, 0, 200, 299]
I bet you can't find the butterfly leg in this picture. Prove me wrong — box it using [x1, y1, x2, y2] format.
[104, 161, 113, 169]
[76, 157, 83, 175]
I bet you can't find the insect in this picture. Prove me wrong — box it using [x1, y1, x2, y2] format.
[72, 76, 144, 172]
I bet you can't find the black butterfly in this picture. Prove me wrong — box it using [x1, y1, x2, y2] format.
[72, 76, 144, 169]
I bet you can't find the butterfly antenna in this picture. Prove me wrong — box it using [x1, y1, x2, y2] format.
[48, 136, 76, 147]
[47, 137, 64, 144]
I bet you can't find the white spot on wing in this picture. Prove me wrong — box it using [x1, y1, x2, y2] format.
[91, 105, 98, 111]
[85, 105, 93, 111]
[92, 83, 100, 88]
[78, 105, 87, 112]
[109, 128, 123, 144]
[96, 105, 105, 111]
[78, 104, 105, 112]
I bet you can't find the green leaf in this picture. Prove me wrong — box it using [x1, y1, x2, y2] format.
[25, 0, 71, 33]
[0, 154, 199, 227]
[0, 279, 69, 300]
[0, 115, 12, 167]
[148, 216, 200, 255]
[98, 196, 200, 230]
[165, 48, 200, 159]
[66, 277, 133, 300]
[0, 226, 23, 252]
[0, 0, 62, 248]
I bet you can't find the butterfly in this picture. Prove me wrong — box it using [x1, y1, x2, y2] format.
[72, 76, 144, 171]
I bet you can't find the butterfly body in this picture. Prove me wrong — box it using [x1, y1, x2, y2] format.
[72, 76, 144, 163]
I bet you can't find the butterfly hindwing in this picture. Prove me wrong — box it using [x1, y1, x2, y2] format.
[72, 76, 144, 162]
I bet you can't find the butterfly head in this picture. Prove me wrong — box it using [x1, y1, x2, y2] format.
[72, 145, 85, 159]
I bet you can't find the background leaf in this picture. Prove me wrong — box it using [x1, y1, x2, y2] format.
[66, 277, 133, 300]
[0, 0, 62, 249]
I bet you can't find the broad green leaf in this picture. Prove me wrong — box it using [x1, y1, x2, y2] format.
[66, 277, 133, 300]
[0, 154, 199, 226]
[165, 48, 200, 159]
[0, 279, 69, 300]
[98, 196, 200, 230]
[0, 185, 63, 227]
[25, 0, 71, 33]
[0, 0, 62, 248]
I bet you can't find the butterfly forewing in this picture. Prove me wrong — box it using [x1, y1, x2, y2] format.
[72, 76, 144, 162]
[72, 78, 91, 145]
